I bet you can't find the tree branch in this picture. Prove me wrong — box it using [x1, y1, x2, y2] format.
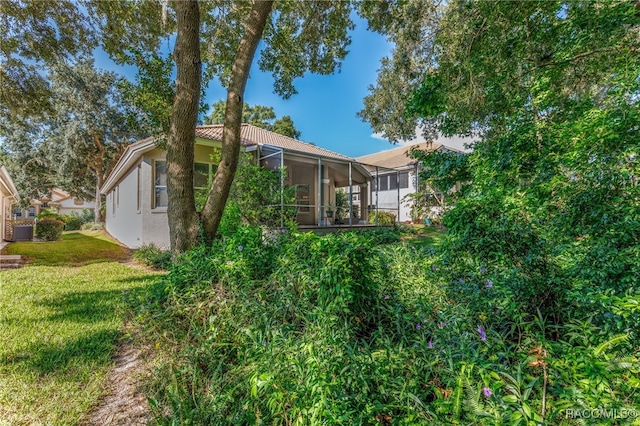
[201, 0, 274, 243]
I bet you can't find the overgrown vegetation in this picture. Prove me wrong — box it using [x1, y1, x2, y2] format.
[133, 244, 172, 270]
[133, 213, 638, 424]
[368, 210, 396, 226]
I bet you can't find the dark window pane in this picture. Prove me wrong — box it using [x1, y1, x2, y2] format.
[194, 162, 209, 188]
[399, 172, 409, 189]
[379, 175, 388, 191]
[155, 187, 168, 207]
[390, 174, 398, 190]
[155, 161, 167, 186]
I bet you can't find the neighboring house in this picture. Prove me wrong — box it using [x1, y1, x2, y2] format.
[0, 165, 21, 241]
[100, 124, 371, 248]
[11, 188, 95, 219]
[356, 142, 459, 223]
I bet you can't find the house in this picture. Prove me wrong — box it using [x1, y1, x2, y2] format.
[356, 142, 459, 223]
[11, 188, 95, 220]
[0, 165, 21, 241]
[100, 124, 371, 248]
[38, 189, 96, 217]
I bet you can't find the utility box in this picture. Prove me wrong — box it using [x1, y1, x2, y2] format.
[12, 225, 33, 241]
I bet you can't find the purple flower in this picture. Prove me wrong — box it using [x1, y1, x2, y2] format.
[238, 245, 243, 251]
[486, 280, 494, 288]
[483, 387, 492, 398]
[480, 267, 487, 274]
[416, 323, 422, 330]
[459, 278, 465, 283]
[262, 340, 268, 346]
[384, 295, 390, 300]
[432, 265, 437, 271]
[439, 321, 447, 329]
[226, 260, 232, 265]
[478, 326, 487, 341]
[428, 339, 434, 348]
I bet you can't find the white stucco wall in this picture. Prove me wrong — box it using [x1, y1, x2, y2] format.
[140, 153, 170, 249]
[1, 189, 8, 240]
[105, 160, 144, 248]
[369, 170, 417, 222]
[56, 197, 95, 216]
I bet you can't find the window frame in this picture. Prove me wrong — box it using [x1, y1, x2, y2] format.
[153, 160, 168, 209]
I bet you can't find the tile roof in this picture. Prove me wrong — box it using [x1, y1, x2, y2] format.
[356, 142, 441, 169]
[196, 124, 354, 161]
[101, 124, 361, 194]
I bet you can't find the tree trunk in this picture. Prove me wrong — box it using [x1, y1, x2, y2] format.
[95, 175, 103, 223]
[166, 0, 202, 256]
[201, 0, 274, 244]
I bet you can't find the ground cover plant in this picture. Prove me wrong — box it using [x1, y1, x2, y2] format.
[135, 219, 639, 425]
[0, 232, 160, 425]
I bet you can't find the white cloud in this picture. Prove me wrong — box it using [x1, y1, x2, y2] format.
[371, 128, 476, 152]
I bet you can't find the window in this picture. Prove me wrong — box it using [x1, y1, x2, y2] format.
[399, 172, 409, 189]
[194, 162, 217, 189]
[28, 206, 36, 217]
[41, 202, 50, 209]
[389, 174, 398, 190]
[379, 175, 388, 191]
[13, 207, 22, 218]
[112, 190, 116, 215]
[154, 160, 168, 208]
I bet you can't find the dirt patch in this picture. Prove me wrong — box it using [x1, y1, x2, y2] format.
[80, 337, 151, 426]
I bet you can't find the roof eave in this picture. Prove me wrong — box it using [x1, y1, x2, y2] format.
[100, 137, 158, 194]
[0, 166, 20, 202]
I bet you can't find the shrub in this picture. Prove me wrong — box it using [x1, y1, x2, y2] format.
[133, 244, 172, 270]
[81, 222, 104, 231]
[37, 209, 62, 221]
[78, 208, 95, 223]
[62, 215, 83, 231]
[368, 210, 396, 226]
[36, 218, 64, 241]
[138, 224, 640, 425]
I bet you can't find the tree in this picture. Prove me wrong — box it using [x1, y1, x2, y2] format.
[1, 0, 94, 122]
[88, 0, 354, 255]
[361, 0, 640, 325]
[1, 59, 141, 221]
[204, 100, 301, 139]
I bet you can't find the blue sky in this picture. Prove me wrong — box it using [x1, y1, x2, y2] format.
[96, 15, 471, 158]
[202, 15, 397, 158]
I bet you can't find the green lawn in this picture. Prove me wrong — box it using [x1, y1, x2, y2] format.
[400, 224, 444, 248]
[0, 231, 160, 425]
[3, 230, 130, 266]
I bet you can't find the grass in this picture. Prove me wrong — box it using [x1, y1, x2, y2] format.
[2, 230, 130, 266]
[0, 231, 161, 425]
[399, 224, 444, 248]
